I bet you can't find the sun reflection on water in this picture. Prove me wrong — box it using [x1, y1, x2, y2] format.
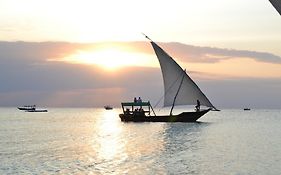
[88, 108, 168, 173]
[92, 109, 125, 161]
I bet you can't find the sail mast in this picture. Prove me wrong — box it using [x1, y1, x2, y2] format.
[169, 69, 185, 115]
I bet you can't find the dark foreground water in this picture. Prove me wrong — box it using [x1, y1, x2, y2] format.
[0, 108, 281, 174]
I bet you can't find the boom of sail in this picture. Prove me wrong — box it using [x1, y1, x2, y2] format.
[150, 41, 217, 110]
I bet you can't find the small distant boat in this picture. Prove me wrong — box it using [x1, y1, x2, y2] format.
[18, 105, 48, 112]
[104, 105, 113, 110]
[18, 105, 36, 111]
[244, 108, 251, 111]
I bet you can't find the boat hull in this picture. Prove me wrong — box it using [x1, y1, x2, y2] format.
[119, 109, 210, 122]
[25, 109, 48, 112]
[18, 107, 35, 111]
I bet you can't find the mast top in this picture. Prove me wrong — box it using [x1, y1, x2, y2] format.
[142, 33, 153, 42]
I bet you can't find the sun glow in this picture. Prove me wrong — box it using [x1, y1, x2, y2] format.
[63, 48, 157, 70]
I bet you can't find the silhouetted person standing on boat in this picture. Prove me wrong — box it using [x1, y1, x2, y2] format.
[195, 100, 200, 112]
[134, 97, 137, 103]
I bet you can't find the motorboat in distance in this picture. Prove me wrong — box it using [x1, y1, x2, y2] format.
[18, 105, 36, 111]
[104, 105, 113, 110]
[18, 105, 48, 112]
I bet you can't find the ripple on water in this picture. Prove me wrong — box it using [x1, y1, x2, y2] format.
[1, 108, 281, 174]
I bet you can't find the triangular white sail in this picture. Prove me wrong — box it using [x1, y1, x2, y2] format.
[269, 0, 281, 15]
[150, 41, 215, 109]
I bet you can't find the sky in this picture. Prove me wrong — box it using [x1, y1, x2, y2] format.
[0, 0, 281, 108]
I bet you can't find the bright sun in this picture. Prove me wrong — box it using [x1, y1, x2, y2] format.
[63, 48, 157, 70]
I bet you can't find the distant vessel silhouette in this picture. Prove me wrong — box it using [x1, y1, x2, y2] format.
[104, 105, 113, 110]
[18, 105, 36, 111]
[18, 105, 48, 112]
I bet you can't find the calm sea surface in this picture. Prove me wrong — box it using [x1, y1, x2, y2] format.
[0, 108, 281, 175]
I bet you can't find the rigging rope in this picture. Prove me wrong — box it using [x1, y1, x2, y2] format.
[153, 70, 185, 109]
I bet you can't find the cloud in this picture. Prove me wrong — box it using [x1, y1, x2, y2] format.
[160, 42, 281, 64]
[0, 41, 281, 108]
[1, 41, 280, 65]
[0, 41, 163, 106]
[82, 41, 281, 64]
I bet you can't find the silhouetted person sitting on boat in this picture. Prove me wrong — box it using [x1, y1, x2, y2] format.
[133, 108, 142, 116]
[125, 108, 130, 114]
[134, 97, 137, 103]
[139, 108, 145, 115]
[134, 108, 138, 114]
[195, 100, 200, 112]
[137, 97, 142, 103]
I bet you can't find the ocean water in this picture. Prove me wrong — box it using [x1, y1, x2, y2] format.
[0, 108, 281, 175]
